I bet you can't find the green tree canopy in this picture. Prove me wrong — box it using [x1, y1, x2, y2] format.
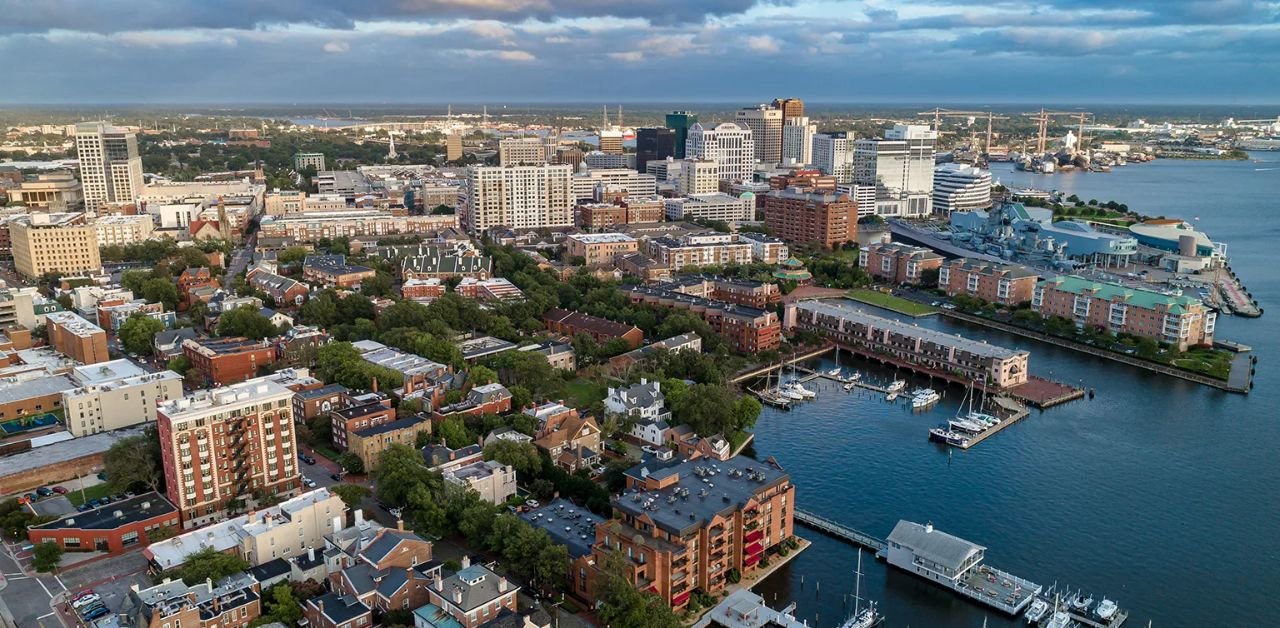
[482, 440, 542, 477]
[217, 306, 279, 339]
[177, 547, 250, 585]
[33, 541, 62, 573]
[119, 313, 166, 355]
[330, 483, 369, 509]
[103, 432, 164, 493]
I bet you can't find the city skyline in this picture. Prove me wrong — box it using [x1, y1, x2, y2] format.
[2, 1, 1278, 105]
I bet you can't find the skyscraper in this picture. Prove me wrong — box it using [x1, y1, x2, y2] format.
[498, 137, 548, 166]
[464, 164, 574, 234]
[685, 123, 755, 184]
[598, 129, 624, 155]
[635, 127, 676, 172]
[735, 105, 783, 164]
[813, 132, 855, 183]
[781, 116, 817, 165]
[445, 132, 463, 162]
[771, 97, 805, 126]
[854, 124, 939, 217]
[75, 122, 144, 211]
[665, 111, 698, 159]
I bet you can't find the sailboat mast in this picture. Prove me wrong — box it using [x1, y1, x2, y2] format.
[854, 548, 863, 616]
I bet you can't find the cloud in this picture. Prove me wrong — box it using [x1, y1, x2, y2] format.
[607, 51, 644, 62]
[494, 49, 536, 61]
[745, 34, 780, 53]
[322, 40, 349, 53]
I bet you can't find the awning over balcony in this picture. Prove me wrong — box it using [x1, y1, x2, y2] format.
[745, 541, 764, 556]
[744, 529, 763, 543]
[672, 590, 691, 606]
[745, 553, 761, 566]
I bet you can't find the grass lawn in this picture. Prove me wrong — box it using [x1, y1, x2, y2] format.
[1172, 348, 1233, 380]
[846, 289, 937, 317]
[562, 377, 606, 408]
[67, 482, 116, 506]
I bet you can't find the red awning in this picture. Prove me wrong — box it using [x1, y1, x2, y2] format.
[745, 542, 764, 555]
[673, 590, 691, 606]
[744, 529, 763, 543]
[745, 553, 761, 566]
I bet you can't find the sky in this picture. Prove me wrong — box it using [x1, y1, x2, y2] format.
[1, 0, 1278, 105]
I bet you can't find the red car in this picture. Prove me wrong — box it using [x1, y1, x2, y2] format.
[51, 486, 68, 494]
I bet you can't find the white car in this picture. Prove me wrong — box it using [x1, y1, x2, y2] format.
[641, 445, 659, 455]
[303, 478, 317, 488]
[72, 594, 101, 609]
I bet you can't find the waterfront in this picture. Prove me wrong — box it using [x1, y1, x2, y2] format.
[749, 153, 1280, 627]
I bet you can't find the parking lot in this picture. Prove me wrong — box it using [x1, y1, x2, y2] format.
[0, 538, 150, 628]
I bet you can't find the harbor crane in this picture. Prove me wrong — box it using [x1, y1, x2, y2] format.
[1023, 109, 1094, 154]
[917, 108, 1009, 154]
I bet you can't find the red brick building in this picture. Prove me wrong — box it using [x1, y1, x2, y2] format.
[623, 285, 781, 353]
[860, 241, 945, 285]
[331, 397, 396, 451]
[940, 258, 1039, 306]
[543, 308, 644, 349]
[182, 337, 278, 387]
[178, 267, 220, 311]
[768, 169, 837, 191]
[667, 276, 782, 308]
[28, 492, 179, 553]
[762, 188, 857, 249]
[401, 278, 445, 302]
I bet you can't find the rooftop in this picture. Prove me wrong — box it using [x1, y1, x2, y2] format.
[31, 492, 176, 531]
[352, 415, 427, 439]
[625, 285, 777, 323]
[69, 358, 148, 386]
[0, 373, 77, 405]
[182, 336, 272, 357]
[457, 335, 517, 361]
[437, 561, 517, 612]
[352, 340, 447, 377]
[797, 301, 1027, 360]
[0, 425, 146, 478]
[887, 520, 985, 573]
[44, 311, 105, 338]
[544, 308, 641, 339]
[520, 498, 605, 559]
[158, 378, 293, 420]
[616, 456, 790, 537]
[567, 233, 638, 245]
[1042, 274, 1205, 311]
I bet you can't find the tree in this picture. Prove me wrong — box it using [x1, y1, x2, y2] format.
[141, 278, 180, 310]
[119, 314, 166, 355]
[217, 306, 278, 339]
[360, 272, 394, 298]
[430, 204, 455, 215]
[32, 542, 62, 573]
[595, 550, 681, 628]
[437, 416, 474, 449]
[483, 441, 542, 476]
[167, 355, 193, 375]
[277, 246, 311, 265]
[177, 547, 250, 585]
[468, 365, 498, 386]
[103, 433, 163, 493]
[254, 582, 303, 626]
[337, 453, 365, 474]
[330, 484, 369, 509]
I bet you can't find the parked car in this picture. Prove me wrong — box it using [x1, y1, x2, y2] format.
[525, 499, 540, 508]
[641, 445, 659, 455]
[330, 473, 344, 482]
[36, 487, 53, 497]
[302, 478, 317, 488]
[299, 454, 316, 465]
[87, 499, 101, 508]
[83, 606, 110, 621]
[76, 504, 90, 512]
[72, 594, 100, 609]
[24, 492, 38, 502]
[51, 486, 68, 494]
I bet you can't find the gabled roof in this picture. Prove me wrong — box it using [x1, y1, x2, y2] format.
[360, 528, 429, 566]
[887, 520, 985, 573]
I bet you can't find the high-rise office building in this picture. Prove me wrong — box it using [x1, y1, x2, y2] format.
[685, 122, 755, 184]
[854, 124, 938, 217]
[813, 132, 855, 183]
[598, 129, 624, 155]
[665, 111, 698, 159]
[463, 164, 574, 234]
[445, 132, 463, 162]
[771, 97, 805, 126]
[781, 116, 817, 166]
[11, 212, 102, 278]
[932, 163, 993, 214]
[635, 128, 676, 172]
[498, 137, 548, 166]
[677, 159, 720, 196]
[157, 377, 302, 528]
[735, 105, 783, 164]
[75, 122, 144, 211]
[293, 152, 326, 171]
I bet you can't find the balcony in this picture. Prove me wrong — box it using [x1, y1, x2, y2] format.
[672, 591, 691, 607]
[744, 542, 764, 556]
[744, 529, 764, 544]
[744, 553, 762, 567]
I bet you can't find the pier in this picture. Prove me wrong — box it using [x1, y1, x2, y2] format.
[793, 510, 885, 552]
[936, 396, 1032, 450]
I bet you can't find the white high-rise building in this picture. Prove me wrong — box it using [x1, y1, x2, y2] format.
[571, 169, 658, 201]
[464, 164, 574, 234]
[932, 163, 993, 215]
[813, 132, 855, 183]
[781, 116, 816, 166]
[685, 123, 755, 184]
[854, 124, 938, 217]
[75, 122, 144, 211]
[735, 105, 783, 164]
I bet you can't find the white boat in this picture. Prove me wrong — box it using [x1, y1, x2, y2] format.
[911, 389, 941, 409]
[1046, 610, 1073, 628]
[886, 391, 899, 402]
[1070, 593, 1092, 613]
[827, 367, 843, 377]
[1024, 598, 1049, 624]
[929, 427, 969, 447]
[777, 386, 805, 401]
[848, 371, 862, 381]
[784, 381, 816, 399]
[840, 548, 885, 628]
[948, 419, 984, 434]
[887, 380, 907, 392]
[844, 381, 856, 391]
[1095, 599, 1118, 621]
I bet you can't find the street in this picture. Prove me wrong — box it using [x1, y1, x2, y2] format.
[222, 233, 256, 290]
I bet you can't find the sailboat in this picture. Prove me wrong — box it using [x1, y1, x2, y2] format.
[840, 548, 884, 628]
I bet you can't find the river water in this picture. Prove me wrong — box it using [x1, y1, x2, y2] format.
[748, 153, 1280, 627]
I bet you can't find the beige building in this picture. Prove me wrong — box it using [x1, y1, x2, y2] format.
[144, 488, 347, 571]
[94, 214, 154, 247]
[157, 378, 302, 528]
[11, 212, 102, 278]
[7, 172, 83, 210]
[63, 360, 183, 436]
[75, 122, 144, 211]
[498, 137, 548, 166]
[443, 460, 517, 505]
[264, 190, 307, 216]
[463, 164, 574, 235]
[678, 159, 720, 195]
[446, 132, 464, 162]
[564, 233, 639, 266]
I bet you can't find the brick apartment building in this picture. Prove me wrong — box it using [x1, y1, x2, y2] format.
[45, 311, 110, 365]
[177, 267, 220, 310]
[247, 267, 310, 307]
[666, 276, 782, 308]
[767, 169, 837, 191]
[182, 337, 278, 387]
[860, 242, 945, 285]
[348, 416, 432, 470]
[1032, 275, 1216, 351]
[125, 572, 262, 628]
[762, 188, 857, 249]
[595, 455, 796, 611]
[543, 308, 644, 350]
[564, 233, 640, 267]
[401, 278, 446, 302]
[576, 197, 665, 231]
[156, 378, 302, 528]
[28, 492, 179, 554]
[331, 396, 396, 451]
[624, 285, 782, 353]
[940, 258, 1039, 307]
[302, 254, 377, 288]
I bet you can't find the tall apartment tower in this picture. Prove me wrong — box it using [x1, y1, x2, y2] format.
[75, 122, 144, 211]
[813, 132, 855, 183]
[10, 212, 102, 278]
[463, 164, 574, 234]
[735, 105, 783, 164]
[665, 111, 699, 159]
[685, 122, 755, 184]
[157, 378, 302, 528]
[498, 137, 548, 166]
[854, 124, 938, 217]
[781, 116, 817, 166]
[771, 97, 805, 126]
[677, 159, 720, 196]
[445, 132, 463, 162]
[635, 128, 676, 172]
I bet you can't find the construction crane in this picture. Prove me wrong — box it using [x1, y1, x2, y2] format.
[917, 108, 1009, 154]
[1023, 109, 1093, 154]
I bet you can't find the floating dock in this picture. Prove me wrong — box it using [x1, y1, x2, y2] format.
[933, 396, 1032, 450]
[1033, 584, 1130, 628]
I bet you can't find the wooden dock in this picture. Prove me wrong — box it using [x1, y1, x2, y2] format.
[935, 396, 1032, 450]
[793, 510, 886, 553]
